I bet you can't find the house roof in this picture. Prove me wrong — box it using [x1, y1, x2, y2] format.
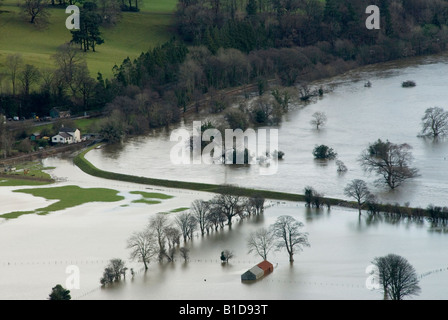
[59, 127, 78, 133]
[55, 132, 72, 139]
[257, 260, 273, 271]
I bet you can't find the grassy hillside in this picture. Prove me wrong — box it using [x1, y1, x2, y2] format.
[0, 0, 178, 79]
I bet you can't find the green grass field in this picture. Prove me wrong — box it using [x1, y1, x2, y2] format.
[0, 0, 178, 79]
[129, 190, 173, 205]
[1, 185, 124, 219]
[0, 160, 55, 186]
[0, 178, 52, 186]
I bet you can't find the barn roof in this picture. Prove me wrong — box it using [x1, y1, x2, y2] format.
[257, 260, 273, 271]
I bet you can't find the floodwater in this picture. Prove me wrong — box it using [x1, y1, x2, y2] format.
[1, 55, 448, 300]
[86, 53, 448, 208]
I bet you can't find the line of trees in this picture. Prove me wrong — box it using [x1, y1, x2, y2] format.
[115, 192, 266, 277]
[176, 0, 448, 58]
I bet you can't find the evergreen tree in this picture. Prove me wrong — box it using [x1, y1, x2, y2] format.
[71, 2, 104, 52]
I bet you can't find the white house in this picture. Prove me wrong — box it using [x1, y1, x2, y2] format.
[51, 127, 81, 144]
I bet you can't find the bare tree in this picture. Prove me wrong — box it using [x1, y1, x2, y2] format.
[359, 139, 419, 190]
[211, 193, 244, 226]
[52, 43, 85, 92]
[344, 179, 373, 216]
[179, 247, 190, 262]
[247, 228, 275, 260]
[207, 207, 226, 231]
[220, 250, 234, 263]
[175, 212, 197, 242]
[18, 64, 40, 96]
[310, 111, 327, 130]
[420, 107, 448, 139]
[5, 54, 23, 96]
[272, 215, 310, 263]
[127, 229, 157, 271]
[249, 195, 265, 215]
[164, 226, 181, 249]
[190, 199, 210, 236]
[372, 254, 421, 300]
[336, 160, 348, 173]
[20, 0, 50, 24]
[148, 214, 169, 261]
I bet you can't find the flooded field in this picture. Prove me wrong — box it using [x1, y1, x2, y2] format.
[86, 54, 448, 208]
[2, 55, 448, 300]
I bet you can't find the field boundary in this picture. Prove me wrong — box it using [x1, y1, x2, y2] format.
[73, 145, 357, 206]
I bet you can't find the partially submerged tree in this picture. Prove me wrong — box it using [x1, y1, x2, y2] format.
[48, 284, 71, 300]
[313, 144, 337, 160]
[126, 229, 157, 271]
[220, 250, 234, 263]
[247, 228, 275, 260]
[372, 254, 421, 300]
[175, 212, 197, 242]
[179, 247, 190, 262]
[100, 258, 127, 285]
[359, 139, 419, 190]
[210, 193, 244, 226]
[310, 111, 327, 130]
[344, 179, 373, 216]
[420, 107, 448, 139]
[272, 215, 310, 263]
[190, 199, 210, 236]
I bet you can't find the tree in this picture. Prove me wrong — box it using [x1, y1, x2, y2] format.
[190, 199, 210, 236]
[372, 254, 421, 300]
[246, 0, 257, 16]
[313, 144, 337, 160]
[148, 214, 170, 261]
[272, 215, 310, 263]
[220, 249, 234, 263]
[20, 0, 50, 25]
[310, 111, 327, 129]
[336, 159, 347, 172]
[304, 186, 324, 208]
[211, 193, 244, 226]
[48, 284, 71, 300]
[100, 258, 127, 285]
[5, 54, 23, 97]
[96, 0, 122, 26]
[52, 42, 85, 92]
[71, 2, 104, 52]
[344, 179, 373, 216]
[18, 64, 40, 96]
[127, 229, 157, 271]
[71, 62, 96, 109]
[179, 247, 190, 262]
[420, 107, 448, 138]
[247, 228, 275, 260]
[175, 212, 197, 242]
[359, 139, 419, 190]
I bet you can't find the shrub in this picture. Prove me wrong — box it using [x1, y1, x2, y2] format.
[313, 145, 337, 160]
[402, 80, 416, 87]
